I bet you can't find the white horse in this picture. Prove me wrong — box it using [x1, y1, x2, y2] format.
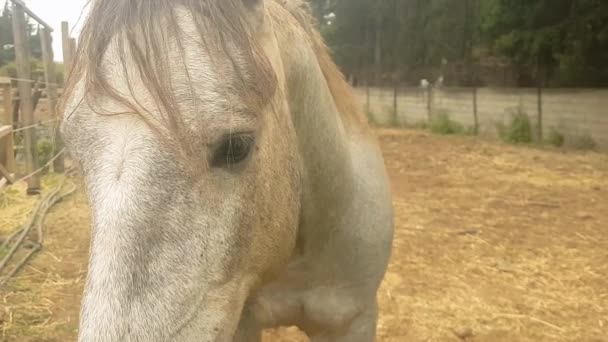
[61, 0, 393, 340]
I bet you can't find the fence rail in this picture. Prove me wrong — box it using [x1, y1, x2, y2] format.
[8, 0, 53, 30]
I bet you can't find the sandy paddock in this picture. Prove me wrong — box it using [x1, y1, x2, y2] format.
[1, 129, 607, 341]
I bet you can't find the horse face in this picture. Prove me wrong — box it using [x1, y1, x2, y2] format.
[62, 2, 300, 340]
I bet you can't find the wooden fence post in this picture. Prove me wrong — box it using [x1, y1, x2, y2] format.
[365, 82, 371, 118]
[0, 79, 16, 174]
[12, 2, 40, 194]
[537, 85, 543, 141]
[473, 87, 479, 135]
[393, 81, 399, 126]
[61, 22, 74, 78]
[426, 87, 433, 122]
[40, 27, 64, 173]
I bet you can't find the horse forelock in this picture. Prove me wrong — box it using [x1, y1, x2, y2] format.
[63, 0, 278, 154]
[62, 0, 364, 148]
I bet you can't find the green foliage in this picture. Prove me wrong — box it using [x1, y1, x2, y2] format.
[316, 0, 608, 87]
[0, 3, 43, 67]
[0, 62, 15, 77]
[480, 0, 608, 86]
[546, 128, 565, 147]
[484, 0, 605, 85]
[498, 109, 533, 144]
[37, 139, 54, 174]
[570, 133, 597, 150]
[0, 58, 45, 80]
[0, 3, 14, 66]
[429, 111, 465, 135]
[318, 0, 480, 83]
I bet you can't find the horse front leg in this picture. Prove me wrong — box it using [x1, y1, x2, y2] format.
[308, 300, 379, 342]
[233, 307, 262, 342]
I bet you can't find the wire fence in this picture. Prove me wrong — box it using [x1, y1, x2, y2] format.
[0, 107, 65, 188]
[12, 149, 66, 184]
[359, 85, 608, 150]
[12, 118, 60, 133]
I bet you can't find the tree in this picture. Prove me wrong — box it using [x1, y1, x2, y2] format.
[324, 0, 374, 80]
[316, 0, 484, 85]
[467, 0, 608, 86]
[314, 0, 608, 87]
[0, 2, 14, 66]
[0, 2, 43, 68]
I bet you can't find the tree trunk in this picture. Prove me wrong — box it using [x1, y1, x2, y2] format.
[374, 4, 382, 86]
[463, 0, 476, 86]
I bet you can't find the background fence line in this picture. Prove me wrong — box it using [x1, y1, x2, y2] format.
[358, 85, 608, 150]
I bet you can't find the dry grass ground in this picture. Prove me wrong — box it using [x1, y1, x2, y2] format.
[1, 129, 607, 341]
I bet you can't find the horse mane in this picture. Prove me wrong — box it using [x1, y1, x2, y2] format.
[63, 0, 364, 138]
[275, 0, 366, 124]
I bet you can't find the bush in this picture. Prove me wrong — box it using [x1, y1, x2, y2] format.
[430, 111, 464, 135]
[0, 59, 45, 81]
[37, 139, 54, 174]
[546, 128, 565, 147]
[498, 109, 533, 143]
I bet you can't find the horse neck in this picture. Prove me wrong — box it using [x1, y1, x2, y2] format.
[282, 34, 352, 171]
[274, 17, 360, 248]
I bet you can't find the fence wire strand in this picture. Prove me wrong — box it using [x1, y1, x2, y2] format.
[10, 148, 66, 185]
[12, 119, 60, 133]
[1, 77, 60, 88]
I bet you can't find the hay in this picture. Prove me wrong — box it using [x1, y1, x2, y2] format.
[0, 173, 79, 340]
[0, 174, 66, 236]
[0, 176, 77, 286]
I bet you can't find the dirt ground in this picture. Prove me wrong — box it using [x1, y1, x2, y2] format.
[1, 129, 607, 341]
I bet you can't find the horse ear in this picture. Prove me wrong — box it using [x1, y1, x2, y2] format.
[241, 0, 265, 31]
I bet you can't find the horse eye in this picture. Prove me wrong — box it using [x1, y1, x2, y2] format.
[211, 134, 255, 168]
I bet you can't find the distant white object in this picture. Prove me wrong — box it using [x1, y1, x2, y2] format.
[324, 12, 336, 26]
[3, 44, 14, 50]
[420, 79, 429, 88]
[436, 75, 444, 88]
